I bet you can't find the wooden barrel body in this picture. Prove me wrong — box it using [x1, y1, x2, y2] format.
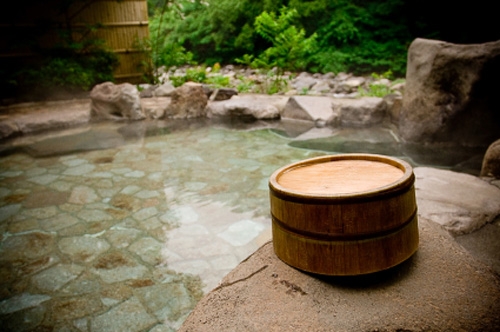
[269, 154, 419, 276]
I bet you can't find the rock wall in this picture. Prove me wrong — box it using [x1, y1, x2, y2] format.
[400, 38, 500, 146]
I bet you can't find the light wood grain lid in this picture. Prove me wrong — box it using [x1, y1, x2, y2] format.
[277, 159, 404, 195]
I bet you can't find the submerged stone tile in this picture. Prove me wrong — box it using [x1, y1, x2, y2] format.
[124, 170, 146, 178]
[27, 174, 59, 185]
[23, 190, 68, 209]
[23, 206, 58, 219]
[132, 207, 158, 221]
[120, 185, 142, 195]
[128, 237, 163, 265]
[73, 317, 89, 332]
[209, 254, 239, 271]
[17, 255, 60, 276]
[69, 186, 99, 204]
[61, 274, 101, 296]
[134, 189, 160, 199]
[58, 236, 110, 263]
[134, 283, 195, 322]
[0, 204, 21, 222]
[25, 167, 47, 177]
[106, 226, 141, 248]
[61, 158, 87, 167]
[167, 259, 211, 276]
[0, 293, 51, 314]
[160, 206, 199, 225]
[7, 218, 39, 233]
[32, 264, 84, 292]
[137, 216, 162, 232]
[40, 213, 80, 231]
[0, 302, 47, 332]
[149, 324, 176, 332]
[90, 297, 156, 332]
[88, 171, 114, 178]
[0, 231, 55, 261]
[63, 164, 95, 176]
[77, 209, 113, 222]
[50, 294, 103, 321]
[92, 251, 148, 283]
[217, 219, 266, 246]
[0, 170, 23, 178]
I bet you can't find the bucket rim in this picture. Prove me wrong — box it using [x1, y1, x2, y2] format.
[268, 153, 414, 201]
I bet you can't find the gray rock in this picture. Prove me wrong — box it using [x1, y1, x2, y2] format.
[165, 82, 207, 119]
[337, 76, 366, 93]
[291, 72, 317, 91]
[281, 96, 338, 125]
[414, 167, 500, 235]
[400, 38, 500, 145]
[383, 93, 403, 125]
[210, 88, 238, 101]
[207, 95, 286, 120]
[481, 139, 500, 178]
[141, 97, 169, 119]
[0, 120, 19, 140]
[139, 84, 157, 98]
[153, 81, 175, 97]
[332, 97, 387, 127]
[15, 100, 90, 135]
[90, 82, 145, 121]
[179, 223, 500, 332]
[309, 80, 331, 94]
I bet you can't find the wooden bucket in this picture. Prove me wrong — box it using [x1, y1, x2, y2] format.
[269, 154, 419, 276]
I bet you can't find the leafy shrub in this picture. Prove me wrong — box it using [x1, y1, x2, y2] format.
[14, 44, 117, 91]
[206, 75, 230, 88]
[239, 7, 317, 72]
[358, 84, 392, 98]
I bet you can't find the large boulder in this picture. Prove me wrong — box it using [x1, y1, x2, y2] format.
[400, 38, 500, 145]
[90, 82, 145, 121]
[333, 97, 386, 127]
[415, 167, 500, 235]
[165, 82, 208, 119]
[206, 95, 286, 120]
[179, 226, 500, 332]
[481, 139, 500, 178]
[281, 96, 337, 126]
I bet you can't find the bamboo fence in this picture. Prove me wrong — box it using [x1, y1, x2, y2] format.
[0, 0, 150, 83]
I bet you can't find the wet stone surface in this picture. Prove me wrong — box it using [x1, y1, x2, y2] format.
[0, 119, 487, 331]
[0, 121, 322, 331]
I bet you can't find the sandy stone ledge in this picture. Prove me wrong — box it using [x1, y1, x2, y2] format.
[179, 218, 500, 332]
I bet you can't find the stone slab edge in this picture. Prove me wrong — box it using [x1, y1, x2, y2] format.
[179, 218, 500, 332]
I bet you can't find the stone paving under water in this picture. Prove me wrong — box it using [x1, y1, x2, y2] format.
[0, 119, 487, 331]
[0, 120, 324, 331]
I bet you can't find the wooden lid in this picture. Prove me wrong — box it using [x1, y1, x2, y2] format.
[270, 154, 413, 197]
[277, 159, 404, 195]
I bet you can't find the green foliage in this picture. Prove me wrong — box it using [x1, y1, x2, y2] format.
[358, 70, 397, 97]
[235, 75, 254, 93]
[250, 7, 317, 72]
[170, 67, 207, 87]
[12, 29, 118, 91]
[148, 1, 196, 69]
[170, 66, 230, 88]
[206, 75, 230, 88]
[19, 51, 117, 90]
[148, 0, 500, 78]
[358, 84, 392, 98]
